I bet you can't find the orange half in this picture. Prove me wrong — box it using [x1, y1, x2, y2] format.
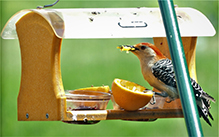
[111, 78, 153, 111]
[69, 85, 110, 93]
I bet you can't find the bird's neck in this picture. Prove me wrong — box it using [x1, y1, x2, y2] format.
[139, 56, 157, 69]
[138, 56, 155, 77]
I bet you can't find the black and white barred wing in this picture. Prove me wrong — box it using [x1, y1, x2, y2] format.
[152, 59, 215, 126]
[151, 59, 177, 88]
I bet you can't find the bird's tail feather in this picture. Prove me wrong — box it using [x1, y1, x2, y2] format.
[208, 111, 214, 120]
[202, 92, 216, 103]
[198, 107, 212, 126]
[197, 99, 214, 126]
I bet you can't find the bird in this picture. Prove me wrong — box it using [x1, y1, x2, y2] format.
[118, 42, 216, 126]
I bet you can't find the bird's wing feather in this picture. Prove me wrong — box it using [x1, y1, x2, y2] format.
[152, 59, 215, 126]
[151, 59, 177, 88]
[190, 78, 216, 103]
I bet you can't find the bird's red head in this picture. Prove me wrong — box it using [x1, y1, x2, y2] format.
[131, 43, 166, 60]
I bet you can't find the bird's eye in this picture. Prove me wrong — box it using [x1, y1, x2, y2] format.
[141, 46, 146, 50]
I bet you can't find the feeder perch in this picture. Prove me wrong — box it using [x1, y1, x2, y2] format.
[1, 7, 215, 122]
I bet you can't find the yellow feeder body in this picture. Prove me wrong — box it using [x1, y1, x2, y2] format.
[15, 11, 66, 121]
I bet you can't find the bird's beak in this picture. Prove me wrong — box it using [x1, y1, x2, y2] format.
[117, 45, 139, 52]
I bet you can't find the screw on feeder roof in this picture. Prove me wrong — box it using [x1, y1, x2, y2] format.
[37, 0, 59, 9]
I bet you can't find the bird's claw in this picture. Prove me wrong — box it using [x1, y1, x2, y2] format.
[154, 91, 169, 97]
[165, 97, 174, 103]
[165, 99, 172, 103]
[145, 90, 173, 105]
[153, 91, 174, 103]
[150, 92, 156, 105]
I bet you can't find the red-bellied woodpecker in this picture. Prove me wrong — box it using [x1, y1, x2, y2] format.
[118, 42, 216, 126]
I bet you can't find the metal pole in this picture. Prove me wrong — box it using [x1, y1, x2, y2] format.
[158, 0, 204, 136]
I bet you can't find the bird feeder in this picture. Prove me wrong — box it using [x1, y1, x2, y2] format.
[1, 7, 215, 122]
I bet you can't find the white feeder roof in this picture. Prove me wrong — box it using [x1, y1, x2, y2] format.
[1, 7, 216, 39]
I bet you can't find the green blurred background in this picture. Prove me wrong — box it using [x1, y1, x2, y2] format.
[0, 0, 218, 136]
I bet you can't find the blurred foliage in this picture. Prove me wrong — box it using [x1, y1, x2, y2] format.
[1, 0, 218, 137]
